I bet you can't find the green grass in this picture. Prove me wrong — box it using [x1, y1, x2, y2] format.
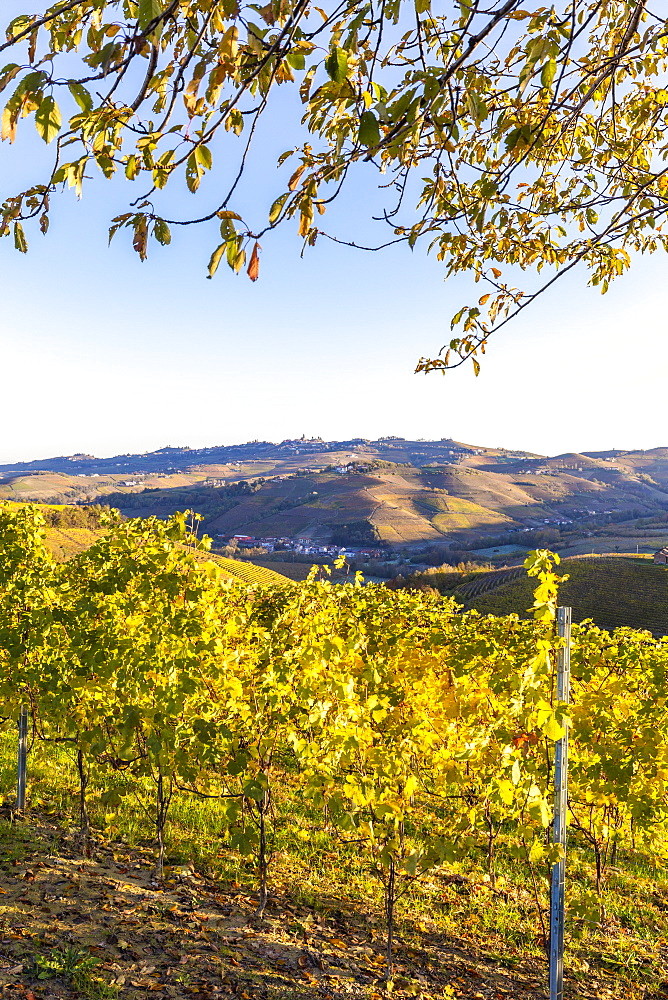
[29, 945, 119, 999]
[457, 557, 668, 636]
[5, 733, 668, 998]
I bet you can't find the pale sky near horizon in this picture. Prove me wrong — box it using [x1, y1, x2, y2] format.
[1, 60, 666, 465]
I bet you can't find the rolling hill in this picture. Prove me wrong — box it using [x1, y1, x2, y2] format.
[0, 437, 498, 478]
[3, 438, 668, 555]
[202, 467, 515, 544]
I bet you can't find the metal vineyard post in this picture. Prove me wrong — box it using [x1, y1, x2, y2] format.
[17, 706, 28, 812]
[549, 606, 571, 1000]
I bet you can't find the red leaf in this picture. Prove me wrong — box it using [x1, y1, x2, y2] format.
[247, 241, 260, 282]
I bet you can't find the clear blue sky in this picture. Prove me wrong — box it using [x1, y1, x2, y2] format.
[1, 72, 665, 464]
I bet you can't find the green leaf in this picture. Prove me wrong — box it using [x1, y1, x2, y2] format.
[186, 151, 202, 193]
[6, 15, 34, 40]
[243, 775, 267, 801]
[541, 59, 557, 89]
[229, 246, 246, 273]
[227, 751, 250, 775]
[138, 0, 163, 30]
[153, 219, 171, 245]
[68, 81, 93, 113]
[194, 145, 212, 170]
[125, 154, 140, 180]
[286, 51, 305, 70]
[403, 851, 420, 876]
[35, 96, 61, 144]
[269, 192, 289, 224]
[13, 221, 27, 253]
[0, 65, 21, 97]
[325, 47, 348, 85]
[358, 110, 380, 147]
[153, 149, 174, 189]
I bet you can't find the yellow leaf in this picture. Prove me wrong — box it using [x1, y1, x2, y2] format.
[288, 165, 305, 191]
[1, 105, 16, 142]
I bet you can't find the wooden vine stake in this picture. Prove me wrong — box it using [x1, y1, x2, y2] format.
[549, 607, 571, 1000]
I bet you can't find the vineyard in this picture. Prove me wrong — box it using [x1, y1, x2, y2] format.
[2, 505, 668, 999]
[460, 558, 668, 636]
[44, 525, 104, 562]
[204, 553, 292, 587]
[455, 566, 526, 601]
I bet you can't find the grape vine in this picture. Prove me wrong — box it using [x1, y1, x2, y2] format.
[1, 502, 667, 983]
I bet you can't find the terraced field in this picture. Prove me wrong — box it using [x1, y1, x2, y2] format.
[458, 557, 668, 636]
[237, 559, 316, 582]
[431, 496, 512, 532]
[206, 554, 292, 586]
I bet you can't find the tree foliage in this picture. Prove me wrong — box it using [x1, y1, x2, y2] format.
[1, 0, 666, 369]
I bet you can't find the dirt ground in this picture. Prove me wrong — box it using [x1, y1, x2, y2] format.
[0, 815, 646, 1000]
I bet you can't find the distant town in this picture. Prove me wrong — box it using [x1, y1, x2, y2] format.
[222, 533, 384, 560]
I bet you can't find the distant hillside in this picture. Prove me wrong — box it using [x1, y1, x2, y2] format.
[203, 467, 515, 545]
[34, 504, 109, 561]
[456, 557, 668, 637]
[4, 438, 668, 555]
[0, 437, 486, 477]
[45, 526, 104, 561]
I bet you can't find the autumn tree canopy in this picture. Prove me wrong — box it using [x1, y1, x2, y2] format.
[0, 0, 665, 370]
